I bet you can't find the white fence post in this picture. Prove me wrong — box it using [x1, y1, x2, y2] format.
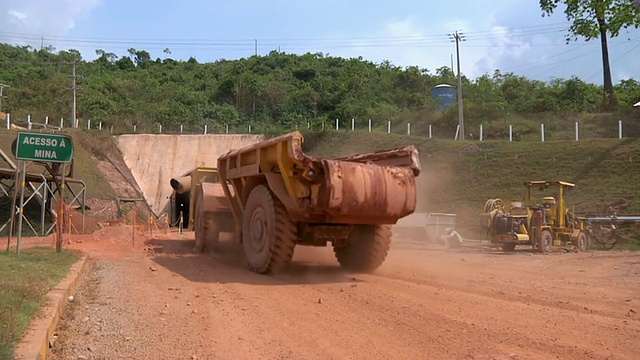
[387, 121, 391, 134]
[159, 124, 163, 134]
[87, 119, 91, 129]
[407, 123, 411, 135]
[429, 124, 432, 139]
[249, 124, 252, 133]
[99, 121, 102, 130]
[368, 119, 372, 132]
[180, 124, 184, 134]
[480, 124, 483, 141]
[60, 118, 64, 128]
[225, 124, 229, 134]
[509, 125, 513, 142]
[575, 122, 579, 141]
[5, 113, 9, 129]
[455, 125, 460, 140]
[335, 118, 339, 130]
[133, 124, 137, 133]
[110, 125, 114, 134]
[307, 122, 310, 129]
[541, 124, 545, 142]
[619, 120, 623, 139]
[351, 118, 355, 131]
[45, 116, 49, 126]
[27, 115, 31, 129]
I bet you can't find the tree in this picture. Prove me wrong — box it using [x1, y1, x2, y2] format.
[540, 0, 640, 109]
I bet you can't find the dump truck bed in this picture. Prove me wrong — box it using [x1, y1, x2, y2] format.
[217, 131, 420, 226]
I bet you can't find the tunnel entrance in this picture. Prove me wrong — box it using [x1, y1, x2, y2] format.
[171, 191, 190, 228]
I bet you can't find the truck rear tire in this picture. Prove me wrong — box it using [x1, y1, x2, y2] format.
[242, 185, 297, 274]
[333, 224, 391, 272]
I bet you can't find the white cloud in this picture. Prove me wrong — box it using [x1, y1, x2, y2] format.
[1, 0, 101, 40]
[471, 25, 533, 78]
[326, 16, 535, 81]
[328, 17, 454, 75]
[8, 9, 27, 21]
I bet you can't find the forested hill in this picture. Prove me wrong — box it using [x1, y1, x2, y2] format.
[1, 43, 639, 135]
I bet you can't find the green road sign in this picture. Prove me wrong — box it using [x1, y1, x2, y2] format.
[15, 132, 74, 163]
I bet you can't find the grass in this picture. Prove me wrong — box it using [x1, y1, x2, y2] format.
[0, 247, 80, 360]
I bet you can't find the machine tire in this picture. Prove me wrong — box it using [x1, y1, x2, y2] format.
[242, 185, 297, 274]
[537, 230, 553, 253]
[501, 242, 517, 252]
[573, 231, 588, 252]
[333, 225, 391, 272]
[194, 194, 219, 253]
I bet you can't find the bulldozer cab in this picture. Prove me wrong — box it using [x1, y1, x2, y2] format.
[524, 181, 575, 228]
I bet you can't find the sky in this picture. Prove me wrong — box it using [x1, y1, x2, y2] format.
[1, 0, 639, 85]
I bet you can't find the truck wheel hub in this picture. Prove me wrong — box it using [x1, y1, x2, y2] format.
[250, 209, 266, 250]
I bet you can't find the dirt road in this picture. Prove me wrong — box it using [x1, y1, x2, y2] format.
[41, 226, 640, 360]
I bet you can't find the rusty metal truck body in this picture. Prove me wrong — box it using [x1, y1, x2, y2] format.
[196, 130, 420, 274]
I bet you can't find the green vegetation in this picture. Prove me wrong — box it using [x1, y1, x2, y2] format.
[0, 248, 79, 360]
[1, 43, 639, 139]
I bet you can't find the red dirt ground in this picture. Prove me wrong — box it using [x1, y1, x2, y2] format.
[5, 224, 638, 360]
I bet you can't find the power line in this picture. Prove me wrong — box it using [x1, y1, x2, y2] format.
[67, 63, 82, 128]
[449, 31, 466, 141]
[0, 22, 575, 49]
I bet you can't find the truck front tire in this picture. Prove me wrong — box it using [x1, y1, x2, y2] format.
[242, 185, 297, 274]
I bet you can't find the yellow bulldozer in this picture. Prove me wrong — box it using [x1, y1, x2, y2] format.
[481, 181, 589, 253]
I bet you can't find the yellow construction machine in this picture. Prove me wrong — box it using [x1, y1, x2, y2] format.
[482, 181, 589, 253]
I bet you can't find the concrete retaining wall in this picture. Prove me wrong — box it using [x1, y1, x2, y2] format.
[115, 134, 265, 214]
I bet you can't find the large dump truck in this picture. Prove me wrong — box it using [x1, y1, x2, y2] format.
[191, 130, 421, 274]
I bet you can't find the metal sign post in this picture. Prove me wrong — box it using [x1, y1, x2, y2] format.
[57, 164, 66, 252]
[15, 161, 27, 254]
[12, 131, 74, 253]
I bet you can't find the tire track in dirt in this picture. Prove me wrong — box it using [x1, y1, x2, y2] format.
[356, 271, 640, 359]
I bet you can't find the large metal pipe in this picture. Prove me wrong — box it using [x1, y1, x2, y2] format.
[170, 176, 192, 194]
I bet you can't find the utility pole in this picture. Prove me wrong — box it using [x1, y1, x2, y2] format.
[254, 39, 258, 56]
[67, 63, 82, 128]
[0, 83, 9, 113]
[448, 31, 466, 140]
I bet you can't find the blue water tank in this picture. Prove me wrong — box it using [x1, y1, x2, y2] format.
[431, 84, 457, 110]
